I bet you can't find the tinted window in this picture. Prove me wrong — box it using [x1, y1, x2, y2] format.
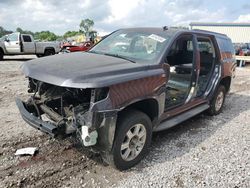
[23, 35, 32, 42]
[216, 37, 235, 54]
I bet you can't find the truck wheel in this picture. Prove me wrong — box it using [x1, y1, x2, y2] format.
[36, 54, 43, 58]
[0, 51, 3, 61]
[112, 110, 152, 170]
[207, 85, 226, 115]
[44, 49, 55, 56]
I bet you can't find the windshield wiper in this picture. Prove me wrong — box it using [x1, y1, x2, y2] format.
[104, 53, 136, 63]
[87, 50, 100, 54]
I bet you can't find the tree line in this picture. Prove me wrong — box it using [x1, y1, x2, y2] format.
[0, 19, 95, 41]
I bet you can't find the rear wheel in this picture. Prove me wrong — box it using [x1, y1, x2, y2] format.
[0, 50, 4, 61]
[207, 85, 226, 115]
[112, 110, 152, 170]
[44, 49, 55, 56]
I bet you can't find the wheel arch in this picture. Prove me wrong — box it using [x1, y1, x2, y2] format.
[44, 47, 55, 53]
[219, 76, 231, 93]
[117, 98, 159, 125]
[0, 47, 4, 54]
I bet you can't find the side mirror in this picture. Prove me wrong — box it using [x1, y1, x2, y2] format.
[161, 62, 170, 80]
[4, 38, 9, 42]
[162, 62, 170, 72]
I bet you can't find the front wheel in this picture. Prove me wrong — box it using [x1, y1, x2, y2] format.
[112, 110, 152, 170]
[207, 85, 226, 115]
[0, 51, 4, 61]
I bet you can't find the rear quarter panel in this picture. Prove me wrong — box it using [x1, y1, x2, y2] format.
[35, 42, 60, 54]
[215, 36, 236, 78]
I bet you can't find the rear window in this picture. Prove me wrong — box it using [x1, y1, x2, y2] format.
[216, 37, 235, 54]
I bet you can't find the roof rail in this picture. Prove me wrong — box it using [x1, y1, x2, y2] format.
[192, 29, 227, 37]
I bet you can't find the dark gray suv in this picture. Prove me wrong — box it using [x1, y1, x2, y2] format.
[16, 27, 236, 170]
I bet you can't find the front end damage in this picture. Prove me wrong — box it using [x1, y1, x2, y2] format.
[16, 78, 117, 149]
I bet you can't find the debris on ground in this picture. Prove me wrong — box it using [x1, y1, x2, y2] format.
[15, 147, 38, 156]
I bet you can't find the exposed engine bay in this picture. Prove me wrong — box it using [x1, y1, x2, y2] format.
[18, 78, 112, 146]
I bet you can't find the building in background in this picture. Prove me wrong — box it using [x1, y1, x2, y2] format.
[190, 22, 250, 43]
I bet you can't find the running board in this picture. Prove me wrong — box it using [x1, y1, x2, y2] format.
[154, 103, 210, 132]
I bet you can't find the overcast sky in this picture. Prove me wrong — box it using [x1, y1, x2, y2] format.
[0, 0, 250, 36]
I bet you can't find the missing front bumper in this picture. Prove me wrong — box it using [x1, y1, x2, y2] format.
[15, 98, 58, 137]
[16, 98, 99, 146]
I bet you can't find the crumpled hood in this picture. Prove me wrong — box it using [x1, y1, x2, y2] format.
[21, 52, 163, 88]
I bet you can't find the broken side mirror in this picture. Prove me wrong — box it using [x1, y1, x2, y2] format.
[161, 62, 170, 80]
[162, 62, 170, 72]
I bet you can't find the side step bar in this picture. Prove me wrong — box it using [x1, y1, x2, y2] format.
[154, 103, 210, 132]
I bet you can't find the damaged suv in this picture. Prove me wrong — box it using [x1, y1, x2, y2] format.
[16, 28, 236, 170]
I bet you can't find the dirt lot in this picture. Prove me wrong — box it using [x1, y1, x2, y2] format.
[0, 55, 249, 188]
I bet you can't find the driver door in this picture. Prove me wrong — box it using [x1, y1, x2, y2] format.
[4, 33, 21, 54]
[160, 34, 202, 120]
[164, 34, 198, 110]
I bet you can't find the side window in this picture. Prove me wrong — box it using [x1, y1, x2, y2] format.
[216, 37, 235, 54]
[23, 35, 32, 42]
[8, 33, 19, 41]
[197, 37, 215, 76]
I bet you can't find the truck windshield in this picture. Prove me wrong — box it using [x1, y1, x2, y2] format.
[0, 36, 5, 41]
[90, 29, 175, 64]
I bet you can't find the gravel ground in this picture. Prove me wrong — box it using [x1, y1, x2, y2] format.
[0, 55, 249, 187]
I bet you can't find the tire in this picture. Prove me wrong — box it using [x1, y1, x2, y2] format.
[112, 110, 152, 170]
[0, 50, 4, 61]
[207, 85, 226, 115]
[44, 49, 55, 56]
[36, 54, 43, 58]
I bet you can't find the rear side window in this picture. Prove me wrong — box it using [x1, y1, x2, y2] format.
[23, 35, 32, 42]
[216, 37, 235, 54]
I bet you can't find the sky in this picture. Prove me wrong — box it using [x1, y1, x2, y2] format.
[0, 0, 250, 36]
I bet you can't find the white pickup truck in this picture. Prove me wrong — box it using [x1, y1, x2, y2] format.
[0, 32, 60, 60]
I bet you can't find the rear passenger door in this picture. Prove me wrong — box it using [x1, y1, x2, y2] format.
[21, 35, 35, 54]
[195, 35, 218, 97]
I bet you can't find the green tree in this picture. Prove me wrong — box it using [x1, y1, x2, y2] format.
[63, 31, 80, 39]
[16, 27, 35, 36]
[79, 19, 94, 34]
[35, 31, 59, 41]
[16, 27, 23, 33]
[0, 26, 13, 37]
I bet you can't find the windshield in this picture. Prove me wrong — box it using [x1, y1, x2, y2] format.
[0, 34, 8, 41]
[90, 29, 175, 64]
